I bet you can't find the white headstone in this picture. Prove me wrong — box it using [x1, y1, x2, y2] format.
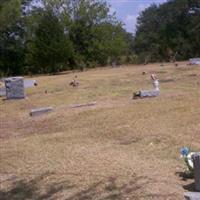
[189, 58, 200, 65]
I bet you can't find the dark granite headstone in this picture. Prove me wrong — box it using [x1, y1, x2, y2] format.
[192, 153, 200, 192]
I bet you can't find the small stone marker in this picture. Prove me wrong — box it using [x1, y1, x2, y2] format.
[5, 77, 25, 99]
[69, 102, 97, 108]
[192, 153, 200, 191]
[24, 80, 37, 88]
[0, 87, 6, 96]
[140, 90, 160, 98]
[184, 192, 200, 200]
[189, 58, 200, 65]
[30, 107, 53, 117]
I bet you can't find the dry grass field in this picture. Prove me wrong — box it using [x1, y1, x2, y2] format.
[0, 62, 200, 200]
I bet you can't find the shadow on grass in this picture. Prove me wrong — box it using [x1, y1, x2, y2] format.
[0, 173, 177, 200]
[65, 176, 176, 200]
[183, 182, 196, 192]
[175, 171, 196, 193]
[175, 171, 194, 181]
[0, 172, 75, 200]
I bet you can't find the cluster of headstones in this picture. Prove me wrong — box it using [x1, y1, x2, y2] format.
[1, 77, 53, 116]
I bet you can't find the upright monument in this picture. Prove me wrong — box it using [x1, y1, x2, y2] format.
[5, 77, 25, 99]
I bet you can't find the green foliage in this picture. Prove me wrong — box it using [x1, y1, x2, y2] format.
[1, 0, 200, 75]
[26, 9, 73, 73]
[134, 0, 200, 63]
[0, 0, 26, 75]
[0, 0, 132, 75]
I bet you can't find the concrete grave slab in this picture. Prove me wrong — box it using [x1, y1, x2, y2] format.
[184, 192, 200, 200]
[69, 102, 97, 108]
[140, 90, 160, 98]
[30, 107, 53, 117]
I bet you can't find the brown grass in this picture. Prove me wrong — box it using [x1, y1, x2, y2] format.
[0, 62, 200, 199]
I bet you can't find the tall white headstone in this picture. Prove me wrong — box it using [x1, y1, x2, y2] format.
[5, 77, 25, 99]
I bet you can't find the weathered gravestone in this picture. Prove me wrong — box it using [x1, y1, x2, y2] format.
[192, 153, 200, 191]
[5, 77, 25, 99]
[0, 79, 37, 97]
[140, 90, 160, 98]
[189, 58, 200, 65]
[30, 107, 53, 117]
[133, 75, 160, 99]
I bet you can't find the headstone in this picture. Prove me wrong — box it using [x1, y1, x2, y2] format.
[0, 87, 6, 96]
[5, 77, 25, 99]
[24, 80, 37, 88]
[30, 107, 53, 117]
[189, 58, 200, 65]
[184, 192, 200, 200]
[112, 61, 116, 68]
[192, 153, 200, 191]
[0, 79, 37, 97]
[140, 90, 160, 98]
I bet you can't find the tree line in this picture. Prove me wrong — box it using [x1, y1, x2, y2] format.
[134, 0, 200, 63]
[0, 0, 134, 76]
[0, 0, 200, 76]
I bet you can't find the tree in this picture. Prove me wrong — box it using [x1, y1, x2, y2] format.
[0, 0, 23, 75]
[134, 0, 200, 63]
[26, 8, 73, 73]
[68, 0, 129, 66]
[0, 0, 131, 76]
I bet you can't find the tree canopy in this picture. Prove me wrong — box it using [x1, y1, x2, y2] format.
[0, 0, 132, 76]
[134, 0, 200, 63]
[1, 0, 200, 76]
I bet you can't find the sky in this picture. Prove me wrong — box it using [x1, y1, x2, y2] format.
[106, 0, 167, 34]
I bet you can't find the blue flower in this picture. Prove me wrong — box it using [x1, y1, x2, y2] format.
[180, 147, 190, 156]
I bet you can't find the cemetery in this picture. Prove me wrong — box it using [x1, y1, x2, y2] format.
[0, 62, 200, 200]
[1, 0, 200, 198]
